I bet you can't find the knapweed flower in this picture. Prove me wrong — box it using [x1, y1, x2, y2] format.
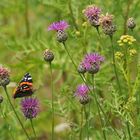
[115, 52, 124, 60]
[99, 13, 116, 36]
[117, 35, 136, 46]
[129, 49, 137, 56]
[0, 66, 10, 87]
[44, 49, 54, 62]
[83, 5, 101, 27]
[127, 17, 136, 30]
[81, 53, 104, 74]
[75, 84, 90, 105]
[48, 21, 69, 43]
[21, 98, 39, 119]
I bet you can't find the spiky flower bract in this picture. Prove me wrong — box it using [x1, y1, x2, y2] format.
[44, 49, 54, 62]
[83, 5, 101, 27]
[127, 17, 136, 30]
[21, 98, 39, 119]
[75, 84, 90, 105]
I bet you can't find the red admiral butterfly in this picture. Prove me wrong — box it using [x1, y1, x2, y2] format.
[13, 73, 34, 99]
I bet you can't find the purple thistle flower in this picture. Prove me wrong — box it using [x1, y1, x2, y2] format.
[0, 66, 10, 87]
[83, 5, 101, 27]
[48, 21, 69, 31]
[21, 98, 39, 119]
[75, 84, 90, 105]
[82, 53, 104, 74]
[48, 20, 69, 43]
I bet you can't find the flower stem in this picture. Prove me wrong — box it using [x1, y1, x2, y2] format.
[24, 0, 30, 38]
[49, 62, 54, 140]
[3, 86, 30, 140]
[79, 106, 84, 140]
[84, 105, 90, 140]
[92, 75, 107, 140]
[30, 119, 37, 139]
[110, 36, 122, 94]
[126, 121, 131, 140]
[62, 42, 86, 84]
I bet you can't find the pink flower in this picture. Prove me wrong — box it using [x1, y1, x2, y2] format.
[83, 5, 101, 26]
[48, 21, 69, 31]
[75, 84, 90, 105]
[81, 53, 104, 74]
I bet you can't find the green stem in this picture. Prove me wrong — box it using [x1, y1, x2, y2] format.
[92, 75, 107, 140]
[50, 62, 54, 140]
[79, 106, 83, 140]
[110, 36, 122, 94]
[124, 46, 131, 95]
[3, 86, 30, 140]
[83, 106, 89, 140]
[30, 119, 37, 139]
[126, 121, 131, 140]
[62, 42, 86, 84]
[24, 0, 30, 38]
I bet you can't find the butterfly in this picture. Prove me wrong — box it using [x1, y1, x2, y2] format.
[13, 73, 34, 99]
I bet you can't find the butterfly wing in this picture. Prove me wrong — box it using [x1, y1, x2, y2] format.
[13, 73, 33, 99]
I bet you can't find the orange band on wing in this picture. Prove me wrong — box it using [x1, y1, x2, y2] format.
[20, 82, 32, 86]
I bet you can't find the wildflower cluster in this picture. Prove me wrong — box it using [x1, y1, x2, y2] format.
[115, 52, 124, 60]
[117, 35, 136, 46]
[116, 35, 137, 60]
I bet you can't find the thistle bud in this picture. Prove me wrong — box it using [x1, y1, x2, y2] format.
[77, 64, 86, 74]
[56, 30, 68, 43]
[0, 66, 10, 87]
[44, 49, 54, 62]
[127, 17, 136, 30]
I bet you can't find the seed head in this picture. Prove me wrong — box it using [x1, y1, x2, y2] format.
[99, 13, 116, 36]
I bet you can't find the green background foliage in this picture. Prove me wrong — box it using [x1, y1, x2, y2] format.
[0, 0, 140, 139]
